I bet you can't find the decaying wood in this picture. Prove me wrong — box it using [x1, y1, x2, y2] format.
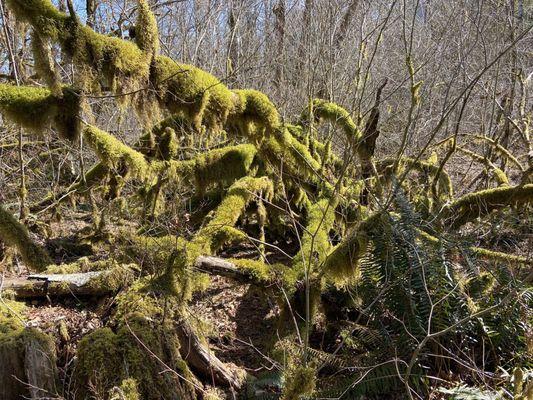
[0, 328, 57, 400]
[195, 255, 262, 282]
[2, 271, 109, 298]
[176, 318, 244, 389]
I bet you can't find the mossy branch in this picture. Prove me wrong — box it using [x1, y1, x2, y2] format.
[441, 184, 533, 228]
[0, 205, 52, 271]
[0, 84, 81, 140]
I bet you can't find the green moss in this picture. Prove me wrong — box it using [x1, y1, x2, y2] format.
[8, 0, 150, 96]
[303, 99, 362, 145]
[191, 176, 274, 253]
[109, 378, 140, 400]
[31, 31, 61, 95]
[5, 0, 68, 40]
[470, 247, 533, 266]
[321, 213, 383, 283]
[83, 125, 153, 180]
[0, 84, 81, 140]
[191, 144, 257, 192]
[75, 327, 122, 397]
[456, 147, 509, 186]
[377, 156, 453, 199]
[293, 197, 336, 278]
[75, 291, 196, 400]
[230, 89, 280, 137]
[0, 299, 25, 336]
[281, 365, 316, 400]
[158, 127, 178, 160]
[134, 0, 159, 60]
[152, 55, 235, 132]
[0, 205, 52, 271]
[442, 184, 533, 228]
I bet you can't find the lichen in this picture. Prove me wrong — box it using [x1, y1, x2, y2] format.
[0, 204, 52, 271]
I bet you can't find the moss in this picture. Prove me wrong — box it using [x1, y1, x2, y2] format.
[470, 247, 533, 266]
[281, 365, 316, 400]
[191, 144, 257, 192]
[260, 126, 323, 181]
[134, 0, 159, 61]
[31, 31, 61, 95]
[158, 127, 178, 160]
[75, 327, 122, 397]
[0, 299, 25, 336]
[456, 147, 509, 186]
[377, 156, 453, 199]
[5, 0, 68, 41]
[231, 258, 272, 282]
[191, 176, 274, 254]
[303, 99, 362, 145]
[293, 197, 336, 278]
[321, 213, 383, 283]
[152, 55, 235, 132]
[0, 84, 81, 140]
[83, 125, 153, 180]
[8, 0, 150, 96]
[0, 205, 52, 271]
[230, 89, 280, 137]
[442, 184, 533, 228]
[109, 378, 140, 400]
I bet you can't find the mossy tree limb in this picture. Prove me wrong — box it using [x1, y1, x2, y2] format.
[441, 184, 533, 228]
[0, 205, 52, 271]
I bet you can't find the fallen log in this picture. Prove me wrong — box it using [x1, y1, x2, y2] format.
[2, 266, 133, 298]
[195, 255, 255, 282]
[175, 318, 244, 389]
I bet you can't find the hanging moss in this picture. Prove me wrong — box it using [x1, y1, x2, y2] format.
[158, 128, 179, 160]
[377, 156, 454, 199]
[5, 0, 68, 40]
[190, 176, 274, 254]
[191, 144, 257, 192]
[0, 84, 81, 140]
[442, 184, 533, 228]
[0, 205, 52, 271]
[8, 0, 151, 96]
[31, 30, 62, 95]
